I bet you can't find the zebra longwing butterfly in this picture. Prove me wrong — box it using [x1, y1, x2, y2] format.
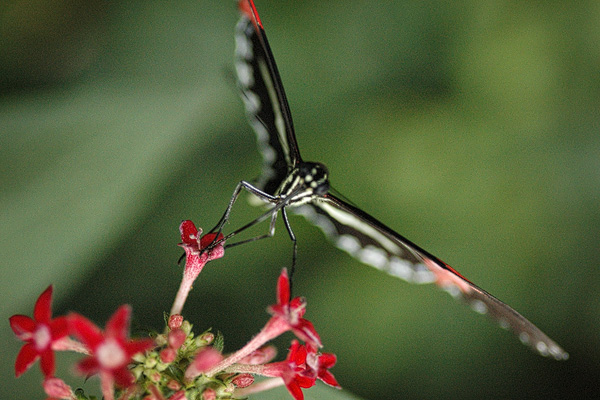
[225, 0, 567, 360]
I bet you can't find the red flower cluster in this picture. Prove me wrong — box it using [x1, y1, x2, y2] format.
[202, 268, 340, 400]
[9, 221, 339, 400]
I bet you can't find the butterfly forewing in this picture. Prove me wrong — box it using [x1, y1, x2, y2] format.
[236, 0, 301, 195]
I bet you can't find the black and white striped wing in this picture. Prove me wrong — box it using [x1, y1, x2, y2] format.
[295, 193, 568, 360]
[235, 0, 301, 196]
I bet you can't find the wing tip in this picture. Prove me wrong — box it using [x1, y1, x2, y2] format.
[519, 333, 569, 361]
[239, 0, 264, 30]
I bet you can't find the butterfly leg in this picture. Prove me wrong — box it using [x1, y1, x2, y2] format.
[204, 180, 281, 251]
[221, 209, 279, 249]
[281, 207, 298, 293]
[209, 180, 277, 233]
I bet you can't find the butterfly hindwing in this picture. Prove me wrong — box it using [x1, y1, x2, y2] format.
[295, 193, 568, 360]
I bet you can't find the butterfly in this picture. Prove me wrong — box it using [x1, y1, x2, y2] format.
[222, 0, 567, 360]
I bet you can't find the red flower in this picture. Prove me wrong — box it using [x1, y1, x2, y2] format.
[304, 343, 340, 388]
[267, 269, 321, 347]
[268, 340, 340, 400]
[68, 305, 154, 389]
[259, 341, 317, 400]
[9, 285, 68, 378]
[280, 341, 317, 400]
[171, 220, 225, 315]
[179, 220, 225, 262]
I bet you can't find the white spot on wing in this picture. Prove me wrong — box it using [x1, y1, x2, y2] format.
[519, 332, 530, 344]
[536, 341, 548, 356]
[389, 257, 414, 281]
[235, 24, 252, 59]
[549, 345, 567, 360]
[294, 206, 337, 236]
[470, 300, 488, 314]
[260, 146, 276, 164]
[336, 235, 361, 255]
[358, 245, 388, 269]
[413, 268, 435, 284]
[243, 91, 260, 114]
[443, 284, 461, 298]
[236, 61, 253, 87]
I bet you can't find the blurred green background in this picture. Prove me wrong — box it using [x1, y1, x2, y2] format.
[2, 0, 599, 399]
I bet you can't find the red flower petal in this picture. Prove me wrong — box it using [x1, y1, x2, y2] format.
[39, 348, 56, 378]
[295, 375, 316, 389]
[9, 315, 36, 339]
[287, 341, 307, 365]
[76, 356, 100, 375]
[112, 367, 135, 388]
[49, 316, 69, 341]
[105, 305, 131, 340]
[199, 232, 224, 249]
[124, 338, 155, 357]
[318, 370, 340, 388]
[292, 319, 321, 348]
[68, 313, 104, 350]
[289, 297, 306, 317]
[318, 353, 337, 369]
[34, 286, 53, 323]
[14, 343, 39, 377]
[277, 269, 291, 306]
[180, 220, 200, 246]
[285, 380, 305, 400]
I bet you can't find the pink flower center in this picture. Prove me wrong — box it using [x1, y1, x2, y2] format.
[96, 338, 127, 369]
[33, 324, 51, 351]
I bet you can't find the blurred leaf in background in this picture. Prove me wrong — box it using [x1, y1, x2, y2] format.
[2, 1, 599, 399]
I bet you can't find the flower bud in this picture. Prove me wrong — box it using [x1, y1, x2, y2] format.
[231, 373, 254, 388]
[43, 377, 74, 399]
[169, 314, 184, 329]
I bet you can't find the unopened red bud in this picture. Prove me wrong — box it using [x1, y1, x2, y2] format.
[43, 377, 74, 399]
[231, 373, 254, 388]
[168, 328, 187, 349]
[169, 314, 184, 329]
[202, 388, 216, 400]
[167, 379, 181, 390]
[160, 348, 177, 363]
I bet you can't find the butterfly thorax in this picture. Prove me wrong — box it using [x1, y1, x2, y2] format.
[275, 162, 330, 206]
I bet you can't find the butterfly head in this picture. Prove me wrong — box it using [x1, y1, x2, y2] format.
[277, 162, 330, 202]
[299, 162, 329, 195]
